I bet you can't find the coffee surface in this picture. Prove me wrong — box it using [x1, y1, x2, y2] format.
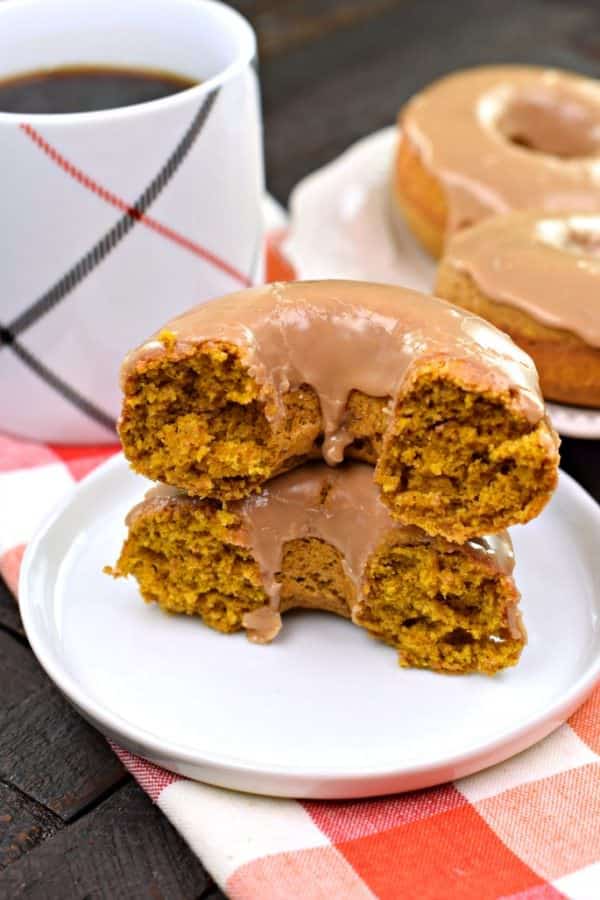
[0, 64, 198, 113]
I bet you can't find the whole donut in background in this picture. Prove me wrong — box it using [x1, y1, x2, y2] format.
[436, 212, 600, 407]
[393, 66, 600, 257]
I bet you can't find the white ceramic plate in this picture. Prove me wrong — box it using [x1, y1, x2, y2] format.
[19, 453, 600, 799]
[283, 127, 600, 439]
[545, 403, 600, 440]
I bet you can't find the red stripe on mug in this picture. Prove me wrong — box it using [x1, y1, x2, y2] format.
[20, 123, 252, 287]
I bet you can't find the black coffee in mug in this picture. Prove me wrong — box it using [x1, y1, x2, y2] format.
[0, 64, 198, 113]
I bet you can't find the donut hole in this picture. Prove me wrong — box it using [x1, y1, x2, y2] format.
[536, 216, 600, 256]
[455, 218, 475, 235]
[566, 222, 600, 255]
[496, 89, 600, 158]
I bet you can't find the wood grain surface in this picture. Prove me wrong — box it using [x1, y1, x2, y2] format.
[0, 783, 214, 899]
[2, 2, 600, 897]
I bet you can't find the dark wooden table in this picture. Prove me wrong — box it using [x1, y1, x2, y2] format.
[2, 2, 600, 896]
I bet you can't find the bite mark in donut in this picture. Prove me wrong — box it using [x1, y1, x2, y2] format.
[118, 280, 559, 542]
[107, 462, 525, 675]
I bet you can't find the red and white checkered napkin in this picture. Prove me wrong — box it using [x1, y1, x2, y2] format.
[2, 428, 600, 900]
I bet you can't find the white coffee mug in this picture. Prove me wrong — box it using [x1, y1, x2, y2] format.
[0, 0, 264, 443]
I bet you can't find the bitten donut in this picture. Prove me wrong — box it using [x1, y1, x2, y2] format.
[118, 280, 558, 543]
[108, 463, 525, 675]
[437, 212, 600, 407]
[393, 66, 600, 257]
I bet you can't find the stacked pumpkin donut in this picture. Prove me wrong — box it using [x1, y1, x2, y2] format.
[393, 65, 600, 407]
[108, 279, 559, 675]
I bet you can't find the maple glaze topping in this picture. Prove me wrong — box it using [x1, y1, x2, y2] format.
[234, 464, 515, 640]
[122, 280, 545, 462]
[444, 211, 600, 346]
[128, 464, 516, 644]
[401, 66, 600, 236]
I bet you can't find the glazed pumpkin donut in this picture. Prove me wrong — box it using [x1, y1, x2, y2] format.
[118, 280, 559, 543]
[436, 212, 600, 407]
[393, 66, 600, 257]
[108, 462, 525, 675]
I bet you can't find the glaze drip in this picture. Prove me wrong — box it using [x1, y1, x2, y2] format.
[126, 462, 523, 643]
[126, 463, 516, 644]
[230, 463, 515, 642]
[122, 280, 545, 460]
